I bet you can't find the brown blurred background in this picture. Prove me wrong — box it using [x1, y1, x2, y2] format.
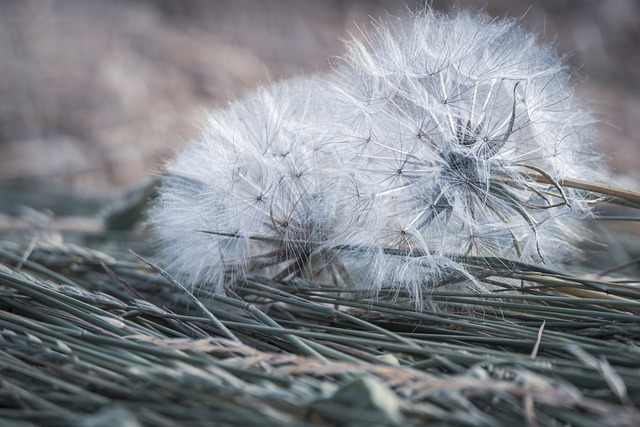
[1, 0, 639, 216]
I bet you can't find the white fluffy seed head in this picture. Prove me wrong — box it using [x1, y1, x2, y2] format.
[149, 9, 603, 309]
[327, 9, 601, 260]
[150, 78, 340, 291]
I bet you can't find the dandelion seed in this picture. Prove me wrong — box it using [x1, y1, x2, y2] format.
[150, 9, 603, 310]
[330, 9, 601, 261]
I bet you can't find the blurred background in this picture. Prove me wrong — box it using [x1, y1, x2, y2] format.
[1, 0, 639, 230]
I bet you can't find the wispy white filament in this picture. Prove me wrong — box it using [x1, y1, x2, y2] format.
[150, 9, 602, 310]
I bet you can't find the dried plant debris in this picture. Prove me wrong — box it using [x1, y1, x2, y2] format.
[1, 232, 640, 426]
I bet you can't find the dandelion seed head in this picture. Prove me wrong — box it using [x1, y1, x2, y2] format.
[331, 10, 600, 262]
[150, 9, 603, 310]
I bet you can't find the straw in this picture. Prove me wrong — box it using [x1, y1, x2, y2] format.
[1, 178, 640, 426]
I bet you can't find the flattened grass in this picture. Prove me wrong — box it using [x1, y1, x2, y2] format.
[1, 179, 640, 426]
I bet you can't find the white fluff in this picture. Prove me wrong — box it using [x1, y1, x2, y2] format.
[149, 10, 602, 310]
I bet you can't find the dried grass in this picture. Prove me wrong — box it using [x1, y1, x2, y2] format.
[1, 179, 640, 426]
